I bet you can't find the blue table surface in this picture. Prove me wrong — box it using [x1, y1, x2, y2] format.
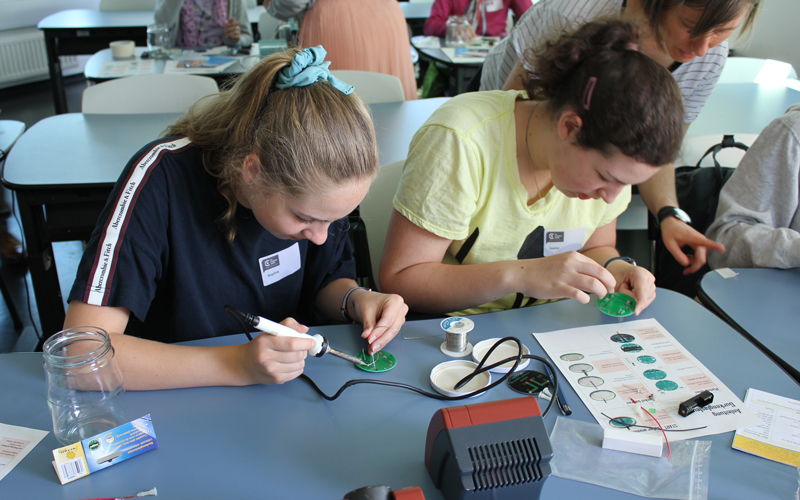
[1, 289, 798, 499]
[700, 267, 800, 375]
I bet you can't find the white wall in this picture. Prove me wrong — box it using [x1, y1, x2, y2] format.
[729, 0, 800, 73]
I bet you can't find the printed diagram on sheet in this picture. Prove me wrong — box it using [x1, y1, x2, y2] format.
[0, 423, 48, 482]
[533, 318, 759, 440]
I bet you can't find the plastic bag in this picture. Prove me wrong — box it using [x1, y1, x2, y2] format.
[550, 417, 711, 499]
[420, 62, 450, 99]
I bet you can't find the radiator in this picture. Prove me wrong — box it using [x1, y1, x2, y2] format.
[0, 27, 80, 89]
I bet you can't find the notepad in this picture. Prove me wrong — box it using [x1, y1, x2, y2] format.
[203, 56, 236, 67]
[732, 388, 800, 466]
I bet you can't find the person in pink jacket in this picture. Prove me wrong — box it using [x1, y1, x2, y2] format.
[424, 0, 532, 38]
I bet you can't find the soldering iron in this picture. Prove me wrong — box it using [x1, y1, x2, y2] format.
[224, 305, 368, 366]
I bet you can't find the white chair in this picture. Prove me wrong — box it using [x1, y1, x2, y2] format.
[358, 160, 405, 290]
[719, 57, 798, 85]
[82, 74, 219, 114]
[677, 133, 760, 168]
[98, 0, 156, 11]
[259, 11, 283, 40]
[330, 70, 405, 104]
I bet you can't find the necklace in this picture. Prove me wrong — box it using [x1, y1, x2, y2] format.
[524, 101, 543, 203]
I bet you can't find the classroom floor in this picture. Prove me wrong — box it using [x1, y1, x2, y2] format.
[0, 75, 87, 353]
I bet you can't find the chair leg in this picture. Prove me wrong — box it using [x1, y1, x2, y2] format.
[0, 273, 22, 331]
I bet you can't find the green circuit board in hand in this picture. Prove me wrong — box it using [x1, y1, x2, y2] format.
[597, 292, 636, 317]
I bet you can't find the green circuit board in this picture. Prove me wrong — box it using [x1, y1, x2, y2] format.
[597, 292, 637, 317]
[355, 350, 397, 372]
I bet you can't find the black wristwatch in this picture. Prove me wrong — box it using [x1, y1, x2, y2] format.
[657, 206, 691, 226]
[604, 256, 636, 268]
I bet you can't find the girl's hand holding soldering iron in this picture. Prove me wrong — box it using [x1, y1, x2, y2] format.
[343, 288, 408, 355]
[241, 317, 317, 385]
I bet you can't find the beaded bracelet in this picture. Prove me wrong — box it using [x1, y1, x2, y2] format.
[340, 286, 371, 322]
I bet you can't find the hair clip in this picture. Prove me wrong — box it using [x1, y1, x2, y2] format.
[583, 76, 598, 111]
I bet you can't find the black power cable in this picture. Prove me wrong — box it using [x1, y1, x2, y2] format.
[227, 307, 560, 416]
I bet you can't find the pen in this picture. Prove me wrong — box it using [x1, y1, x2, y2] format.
[544, 364, 572, 416]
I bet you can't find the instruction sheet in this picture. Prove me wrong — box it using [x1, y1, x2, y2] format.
[98, 60, 155, 78]
[533, 318, 759, 440]
[732, 388, 800, 465]
[0, 423, 48, 482]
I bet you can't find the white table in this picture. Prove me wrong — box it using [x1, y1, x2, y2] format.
[38, 7, 264, 113]
[83, 47, 258, 82]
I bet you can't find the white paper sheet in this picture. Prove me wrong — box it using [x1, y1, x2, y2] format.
[440, 47, 487, 64]
[732, 388, 800, 465]
[533, 318, 759, 440]
[162, 59, 237, 74]
[0, 423, 49, 482]
[98, 60, 155, 78]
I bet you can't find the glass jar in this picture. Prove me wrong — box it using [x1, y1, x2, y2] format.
[146, 23, 171, 58]
[43, 327, 128, 445]
[445, 15, 473, 48]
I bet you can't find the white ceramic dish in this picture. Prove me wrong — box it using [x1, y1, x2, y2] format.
[430, 360, 491, 398]
[472, 338, 530, 373]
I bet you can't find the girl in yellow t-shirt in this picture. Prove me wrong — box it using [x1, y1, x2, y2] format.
[381, 19, 684, 317]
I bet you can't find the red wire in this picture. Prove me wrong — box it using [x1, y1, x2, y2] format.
[631, 398, 671, 458]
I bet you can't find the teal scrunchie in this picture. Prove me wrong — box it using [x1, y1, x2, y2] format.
[275, 46, 354, 95]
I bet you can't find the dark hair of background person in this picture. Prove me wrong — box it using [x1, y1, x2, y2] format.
[524, 19, 684, 168]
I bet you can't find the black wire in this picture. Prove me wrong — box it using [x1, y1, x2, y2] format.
[225, 305, 253, 341]
[600, 412, 708, 432]
[224, 307, 560, 416]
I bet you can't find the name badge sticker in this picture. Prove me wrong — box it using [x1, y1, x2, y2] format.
[259, 243, 301, 286]
[485, 0, 503, 12]
[543, 228, 586, 256]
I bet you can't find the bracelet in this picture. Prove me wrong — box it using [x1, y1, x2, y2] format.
[340, 286, 370, 323]
[604, 256, 636, 268]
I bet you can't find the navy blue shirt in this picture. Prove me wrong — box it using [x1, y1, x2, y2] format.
[69, 137, 356, 343]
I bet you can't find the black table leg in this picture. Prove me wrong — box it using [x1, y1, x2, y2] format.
[16, 192, 66, 339]
[44, 33, 69, 115]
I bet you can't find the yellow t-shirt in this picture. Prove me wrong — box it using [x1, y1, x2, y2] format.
[393, 90, 631, 315]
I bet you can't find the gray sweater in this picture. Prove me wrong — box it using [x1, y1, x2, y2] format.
[154, 0, 253, 48]
[706, 103, 800, 269]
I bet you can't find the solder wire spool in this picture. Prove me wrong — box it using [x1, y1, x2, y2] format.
[439, 317, 474, 357]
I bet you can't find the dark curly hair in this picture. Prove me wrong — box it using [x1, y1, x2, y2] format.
[523, 19, 684, 167]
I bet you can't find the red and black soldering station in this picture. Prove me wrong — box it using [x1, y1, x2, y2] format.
[342, 397, 553, 500]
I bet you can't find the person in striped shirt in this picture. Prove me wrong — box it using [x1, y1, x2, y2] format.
[481, 0, 760, 277]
